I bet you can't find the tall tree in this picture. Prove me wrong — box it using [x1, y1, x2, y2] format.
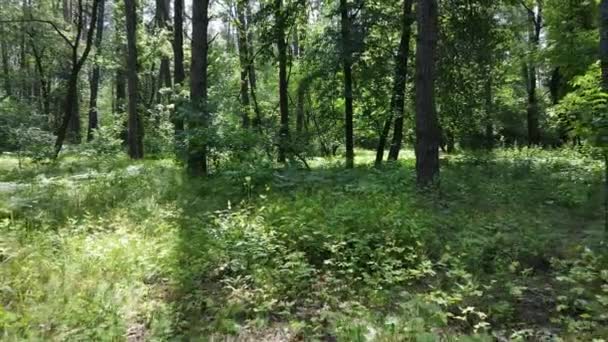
[173, 0, 185, 144]
[246, 0, 262, 128]
[189, 0, 210, 175]
[387, 0, 415, 161]
[87, 0, 106, 141]
[601, 0, 608, 90]
[340, 0, 354, 168]
[53, 0, 101, 157]
[375, 0, 414, 166]
[521, 0, 543, 145]
[276, 0, 289, 163]
[414, 0, 440, 186]
[0, 27, 11, 97]
[236, 0, 251, 129]
[156, 0, 171, 94]
[124, 0, 143, 158]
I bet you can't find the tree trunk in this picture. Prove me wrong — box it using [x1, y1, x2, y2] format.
[236, 0, 251, 129]
[601, 0, 608, 90]
[173, 0, 185, 146]
[375, 0, 413, 166]
[87, 0, 105, 141]
[414, 0, 440, 187]
[189, 0, 210, 175]
[484, 72, 494, 149]
[124, 0, 143, 159]
[600, 0, 608, 233]
[245, 0, 262, 128]
[276, 0, 289, 163]
[28, 39, 50, 115]
[1, 36, 10, 97]
[54, 0, 100, 157]
[340, 0, 354, 169]
[525, 1, 542, 146]
[156, 0, 171, 96]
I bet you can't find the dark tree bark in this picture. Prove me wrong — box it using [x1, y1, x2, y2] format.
[188, 0, 210, 175]
[156, 0, 171, 94]
[276, 0, 289, 163]
[340, 0, 354, 168]
[601, 0, 608, 233]
[27, 36, 50, 115]
[387, 0, 415, 162]
[173, 0, 185, 87]
[124, 0, 143, 159]
[87, 0, 106, 141]
[601, 0, 608, 90]
[523, 0, 542, 145]
[484, 72, 494, 149]
[54, 0, 101, 157]
[414, 0, 440, 186]
[173, 0, 185, 145]
[246, 0, 262, 128]
[236, 0, 251, 129]
[0, 34, 10, 97]
[375, 0, 414, 167]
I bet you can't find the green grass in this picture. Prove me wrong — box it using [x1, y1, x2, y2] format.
[1, 148, 607, 341]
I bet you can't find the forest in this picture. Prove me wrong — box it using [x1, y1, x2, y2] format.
[1, 0, 608, 340]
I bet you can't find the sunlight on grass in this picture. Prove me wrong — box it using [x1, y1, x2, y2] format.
[0, 149, 606, 340]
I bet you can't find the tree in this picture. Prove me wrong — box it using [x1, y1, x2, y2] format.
[414, 0, 440, 186]
[375, 0, 414, 166]
[521, 0, 543, 145]
[276, 0, 289, 163]
[189, 0, 210, 175]
[601, 0, 608, 232]
[53, 0, 101, 156]
[236, 0, 251, 129]
[87, 0, 105, 141]
[124, 0, 143, 159]
[340, 0, 355, 168]
[156, 0, 171, 94]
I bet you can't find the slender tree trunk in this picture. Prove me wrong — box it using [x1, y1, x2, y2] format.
[156, 0, 171, 96]
[414, 0, 440, 186]
[124, 0, 143, 159]
[276, 0, 289, 163]
[236, 0, 251, 129]
[484, 72, 494, 149]
[188, 0, 210, 175]
[54, 0, 100, 157]
[87, 0, 105, 141]
[375, 0, 413, 166]
[173, 0, 185, 148]
[601, 0, 608, 90]
[340, 0, 354, 168]
[28, 40, 50, 114]
[0, 37, 10, 97]
[600, 0, 608, 233]
[245, 0, 262, 128]
[173, 0, 185, 86]
[525, 1, 542, 146]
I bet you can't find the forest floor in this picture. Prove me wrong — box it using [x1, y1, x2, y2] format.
[0, 148, 607, 341]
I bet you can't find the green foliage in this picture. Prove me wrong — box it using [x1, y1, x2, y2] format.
[0, 149, 605, 339]
[552, 247, 608, 338]
[552, 62, 608, 149]
[9, 126, 55, 165]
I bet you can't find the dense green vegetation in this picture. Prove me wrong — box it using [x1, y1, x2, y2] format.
[1, 149, 607, 340]
[2, 0, 608, 340]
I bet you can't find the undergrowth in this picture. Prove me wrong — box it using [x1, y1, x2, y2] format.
[0, 148, 606, 341]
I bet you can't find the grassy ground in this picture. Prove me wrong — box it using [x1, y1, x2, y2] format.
[0, 148, 607, 341]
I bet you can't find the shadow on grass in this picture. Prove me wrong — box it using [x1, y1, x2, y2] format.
[167, 151, 605, 338]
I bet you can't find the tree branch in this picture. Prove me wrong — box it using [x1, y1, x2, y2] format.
[0, 19, 74, 48]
